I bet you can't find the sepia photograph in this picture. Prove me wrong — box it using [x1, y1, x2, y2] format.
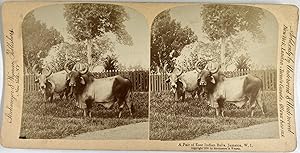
[20, 3, 149, 140]
[150, 4, 279, 140]
[0, 1, 298, 151]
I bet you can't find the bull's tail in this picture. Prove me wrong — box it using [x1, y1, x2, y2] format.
[256, 79, 265, 116]
[125, 78, 135, 116]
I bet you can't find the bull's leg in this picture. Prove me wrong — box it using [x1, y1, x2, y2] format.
[83, 109, 87, 117]
[88, 111, 92, 118]
[256, 100, 265, 116]
[181, 93, 185, 102]
[220, 108, 224, 117]
[191, 92, 196, 99]
[50, 94, 53, 103]
[118, 102, 125, 118]
[86, 99, 93, 118]
[44, 94, 48, 103]
[249, 97, 256, 117]
[217, 98, 225, 117]
[59, 93, 64, 100]
[125, 99, 134, 117]
[256, 90, 265, 117]
[215, 108, 220, 117]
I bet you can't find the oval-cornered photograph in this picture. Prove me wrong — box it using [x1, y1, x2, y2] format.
[20, 3, 149, 140]
[150, 4, 279, 140]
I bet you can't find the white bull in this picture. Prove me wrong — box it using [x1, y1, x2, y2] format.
[33, 64, 70, 102]
[196, 63, 265, 117]
[164, 63, 204, 102]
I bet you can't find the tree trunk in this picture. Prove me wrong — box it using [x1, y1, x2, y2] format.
[220, 37, 226, 71]
[86, 39, 92, 66]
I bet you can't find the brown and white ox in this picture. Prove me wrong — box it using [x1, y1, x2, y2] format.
[196, 63, 265, 117]
[64, 62, 134, 118]
[33, 64, 70, 102]
[164, 62, 205, 102]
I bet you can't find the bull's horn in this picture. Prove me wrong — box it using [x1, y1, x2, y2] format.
[32, 64, 41, 76]
[175, 65, 183, 77]
[79, 63, 89, 74]
[210, 64, 220, 74]
[64, 61, 72, 73]
[44, 66, 52, 77]
[195, 60, 203, 73]
[163, 64, 171, 75]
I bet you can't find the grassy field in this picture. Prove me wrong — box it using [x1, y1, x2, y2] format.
[20, 92, 148, 139]
[150, 91, 278, 140]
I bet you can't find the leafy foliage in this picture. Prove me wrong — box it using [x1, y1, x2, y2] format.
[201, 4, 265, 41]
[235, 54, 252, 70]
[104, 54, 119, 71]
[22, 12, 64, 73]
[200, 5, 264, 69]
[42, 35, 115, 72]
[151, 10, 197, 72]
[64, 3, 132, 45]
[176, 33, 248, 70]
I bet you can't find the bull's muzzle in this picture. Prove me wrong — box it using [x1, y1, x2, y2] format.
[40, 85, 46, 89]
[69, 82, 76, 87]
[199, 81, 206, 86]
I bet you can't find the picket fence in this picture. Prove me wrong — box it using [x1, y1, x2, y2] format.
[24, 70, 149, 93]
[150, 69, 277, 92]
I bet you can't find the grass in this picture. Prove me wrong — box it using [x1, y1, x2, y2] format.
[20, 92, 148, 139]
[150, 91, 278, 140]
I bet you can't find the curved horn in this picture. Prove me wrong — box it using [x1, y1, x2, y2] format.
[79, 63, 89, 74]
[206, 58, 215, 62]
[174, 66, 183, 77]
[64, 61, 72, 73]
[32, 64, 42, 76]
[163, 64, 171, 75]
[195, 60, 203, 73]
[210, 64, 220, 74]
[204, 63, 208, 70]
[44, 67, 52, 77]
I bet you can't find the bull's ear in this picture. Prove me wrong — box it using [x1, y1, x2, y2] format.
[165, 78, 170, 83]
[80, 77, 85, 85]
[210, 76, 216, 84]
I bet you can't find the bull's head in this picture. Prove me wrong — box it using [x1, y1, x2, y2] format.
[32, 64, 52, 93]
[196, 62, 220, 86]
[64, 61, 89, 88]
[164, 64, 183, 93]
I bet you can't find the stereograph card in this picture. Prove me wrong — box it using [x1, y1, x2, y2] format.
[0, 1, 298, 152]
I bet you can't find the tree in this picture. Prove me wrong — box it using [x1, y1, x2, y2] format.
[64, 4, 132, 65]
[201, 5, 264, 70]
[104, 54, 118, 71]
[235, 54, 252, 70]
[22, 12, 64, 73]
[151, 10, 197, 73]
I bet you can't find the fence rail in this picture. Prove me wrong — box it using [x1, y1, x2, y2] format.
[24, 70, 149, 93]
[24, 69, 277, 93]
[150, 69, 277, 92]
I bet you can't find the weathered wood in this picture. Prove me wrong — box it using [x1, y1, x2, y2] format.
[149, 69, 276, 92]
[24, 70, 149, 93]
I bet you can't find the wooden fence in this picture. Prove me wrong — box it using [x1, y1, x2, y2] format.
[150, 69, 277, 92]
[24, 69, 277, 93]
[24, 70, 149, 93]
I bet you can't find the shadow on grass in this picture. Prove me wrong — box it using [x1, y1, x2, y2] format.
[20, 92, 148, 139]
[150, 91, 278, 140]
